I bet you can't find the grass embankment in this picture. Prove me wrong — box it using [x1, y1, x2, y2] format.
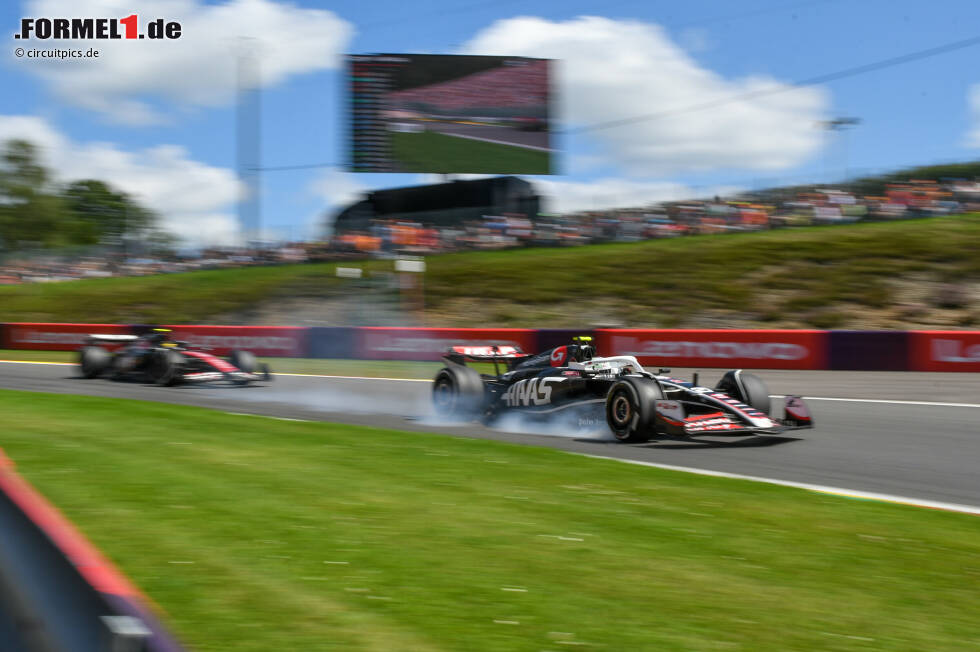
[423, 214, 980, 328]
[389, 130, 550, 174]
[2, 390, 977, 651]
[1, 214, 978, 328]
[0, 263, 343, 324]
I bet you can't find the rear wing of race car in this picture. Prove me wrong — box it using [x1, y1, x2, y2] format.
[442, 345, 528, 374]
[84, 334, 139, 344]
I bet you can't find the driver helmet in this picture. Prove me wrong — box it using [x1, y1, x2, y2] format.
[570, 336, 595, 362]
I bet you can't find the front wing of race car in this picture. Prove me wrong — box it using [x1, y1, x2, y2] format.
[173, 350, 272, 384]
[680, 396, 813, 436]
[180, 370, 271, 384]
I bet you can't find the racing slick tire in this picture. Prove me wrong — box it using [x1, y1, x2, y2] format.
[715, 370, 771, 415]
[260, 363, 272, 382]
[78, 346, 111, 379]
[150, 350, 184, 387]
[605, 377, 663, 443]
[229, 350, 257, 374]
[432, 365, 486, 421]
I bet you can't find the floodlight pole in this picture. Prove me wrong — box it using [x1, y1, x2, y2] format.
[236, 39, 261, 245]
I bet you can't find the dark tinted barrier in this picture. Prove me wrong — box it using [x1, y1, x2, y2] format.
[828, 331, 910, 371]
[308, 327, 357, 359]
[535, 329, 594, 353]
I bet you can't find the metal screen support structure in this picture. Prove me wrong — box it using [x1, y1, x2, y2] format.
[237, 39, 261, 244]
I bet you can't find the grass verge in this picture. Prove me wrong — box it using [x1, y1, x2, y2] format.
[2, 390, 977, 651]
[389, 130, 550, 174]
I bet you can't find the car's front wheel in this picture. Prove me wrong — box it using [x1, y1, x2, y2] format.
[229, 350, 257, 374]
[605, 377, 663, 443]
[715, 370, 770, 415]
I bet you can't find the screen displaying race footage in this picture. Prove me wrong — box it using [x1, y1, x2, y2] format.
[347, 54, 554, 174]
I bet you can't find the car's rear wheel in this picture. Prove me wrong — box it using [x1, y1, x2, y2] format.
[605, 377, 662, 443]
[715, 370, 771, 415]
[78, 346, 110, 379]
[432, 365, 486, 421]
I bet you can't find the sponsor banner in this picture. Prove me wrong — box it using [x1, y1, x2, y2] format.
[909, 331, 980, 372]
[1, 322, 132, 351]
[828, 331, 909, 371]
[598, 329, 828, 370]
[162, 325, 308, 358]
[308, 327, 356, 359]
[355, 328, 537, 361]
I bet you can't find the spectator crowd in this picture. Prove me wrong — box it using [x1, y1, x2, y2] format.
[2, 176, 979, 284]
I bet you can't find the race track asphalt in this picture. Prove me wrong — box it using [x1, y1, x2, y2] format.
[1, 362, 978, 509]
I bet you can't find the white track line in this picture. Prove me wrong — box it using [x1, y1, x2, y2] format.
[578, 455, 980, 516]
[771, 394, 980, 409]
[3, 361, 980, 405]
[273, 372, 430, 382]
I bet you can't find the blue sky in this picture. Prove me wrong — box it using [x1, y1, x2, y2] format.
[2, 0, 979, 244]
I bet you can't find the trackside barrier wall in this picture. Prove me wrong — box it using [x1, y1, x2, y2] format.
[161, 324, 308, 357]
[0, 322, 309, 358]
[1, 322, 133, 351]
[3, 323, 980, 370]
[909, 331, 980, 372]
[596, 329, 829, 370]
[354, 327, 538, 361]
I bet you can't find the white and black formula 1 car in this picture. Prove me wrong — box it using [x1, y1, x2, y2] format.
[78, 328, 272, 386]
[432, 336, 813, 442]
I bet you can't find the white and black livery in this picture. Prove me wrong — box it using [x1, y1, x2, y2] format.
[432, 337, 813, 442]
[78, 328, 272, 387]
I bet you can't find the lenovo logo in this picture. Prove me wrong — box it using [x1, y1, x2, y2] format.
[616, 337, 808, 360]
[931, 339, 980, 363]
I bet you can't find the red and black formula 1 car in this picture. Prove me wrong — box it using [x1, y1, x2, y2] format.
[432, 336, 813, 442]
[78, 328, 272, 386]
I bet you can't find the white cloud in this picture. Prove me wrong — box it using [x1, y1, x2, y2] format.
[309, 167, 369, 210]
[533, 177, 743, 214]
[308, 167, 372, 234]
[0, 115, 241, 244]
[22, 0, 353, 124]
[967, 84, 980, 148]
[461, 16, 829, 175]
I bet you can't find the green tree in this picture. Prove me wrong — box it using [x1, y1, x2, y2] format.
[62, 179, 157, 245]
[0, 139, 68, 250]
[0, 139, 176, 253]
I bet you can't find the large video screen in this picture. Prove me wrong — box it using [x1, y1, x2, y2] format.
[347, 54, 553, 174]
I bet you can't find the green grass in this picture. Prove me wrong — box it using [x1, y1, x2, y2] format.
[1, 214, 979, 328]
[389, 130, 550, 174]
[0, 263, 346, 324]
[2, 390, 978, 651]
